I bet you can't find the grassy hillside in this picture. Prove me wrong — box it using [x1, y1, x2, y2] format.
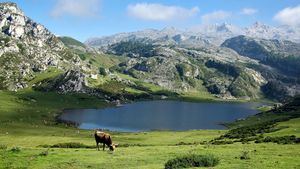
[0, 89, 299, 168]
[58, 36, 86, 48]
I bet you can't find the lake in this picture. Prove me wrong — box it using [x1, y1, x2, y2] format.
[60, 100, 266, 132]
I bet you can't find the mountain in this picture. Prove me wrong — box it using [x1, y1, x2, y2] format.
[188, 23, 244, 45]
[86, 22, 300, 47]
[0, 2, 87, 91]
[221, 35, 300, 100]
[0, 3, 156, 102]
[108, 39, 269, 100]
[89, 33, 300, 100]
[1, 2, 299, 101]
[246, 22, 300, 43]
[85, 27, 212, 49]
[222, 35, 300, 76]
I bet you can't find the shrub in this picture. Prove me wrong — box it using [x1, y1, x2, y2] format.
[0, 144, 7, 150]
[49, 142, 94, 148]
[10, 147, 21, 153]
[219, 120, 281, 139]
[39, 150, 49, 156]
[99, 67, 108, 76]
[255, 135, 300, 144]
[165, 154, 219, 169]
[98, 81, 126, 95]
[240, 151, 250, 160]
[55, 142, 93, 148]
[210, 140, 234, 145]
[78, 53, 87, 60]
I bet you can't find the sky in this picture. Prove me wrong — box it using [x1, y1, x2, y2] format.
[1, 0, 300, 42]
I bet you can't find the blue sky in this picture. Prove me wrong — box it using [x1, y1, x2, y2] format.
[1, 0, 300, 41]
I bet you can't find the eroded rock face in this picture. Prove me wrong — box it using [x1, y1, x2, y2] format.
[0, 2, 84, 91]
[36, 70, 88, 93]
[53, 70, 88, 93]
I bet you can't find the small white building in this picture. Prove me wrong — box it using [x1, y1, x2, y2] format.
[90, 74, 98, 80]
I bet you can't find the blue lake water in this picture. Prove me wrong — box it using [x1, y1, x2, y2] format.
[60, 100, 265, 132]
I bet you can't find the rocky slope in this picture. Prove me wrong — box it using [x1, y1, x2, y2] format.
[109, 40, 268, 100]
[96, 35, 300, 100]
[222, 35, 300, 75]
[0, 2, 87, 91]
[222, 35, 300, 100]
[84, 21, 300, 101]
[1, 2, 299, 101]
[34, 70, 88, 93]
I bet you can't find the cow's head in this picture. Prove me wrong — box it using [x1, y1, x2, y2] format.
[109, 143, 118, 151]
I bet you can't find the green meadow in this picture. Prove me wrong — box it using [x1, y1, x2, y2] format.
[0, 90, 299, 169]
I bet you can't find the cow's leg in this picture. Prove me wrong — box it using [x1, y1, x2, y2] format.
[96, 142, 99, 151]
[103, 143, 105, 151]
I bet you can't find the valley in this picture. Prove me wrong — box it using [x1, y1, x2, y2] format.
[0, 89, 299, 168]
[0, 2, 299, 169]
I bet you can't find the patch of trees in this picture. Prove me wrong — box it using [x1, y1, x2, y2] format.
[262, 52, 300, 76]
[109, 40, 155, 57]
[255, 135, 300, 144]
[262, 80, 290, 101]
[205, 60, 240, 78]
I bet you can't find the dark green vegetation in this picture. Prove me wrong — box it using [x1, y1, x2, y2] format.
[255, 135, 299, 144]
[212, 96, 300, 145]
[109, 40, 156, 57]
[40, 142, 95, 149]
[164, 154, 219, 169]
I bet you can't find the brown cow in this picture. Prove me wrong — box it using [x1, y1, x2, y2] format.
[94, 130, 117, 151]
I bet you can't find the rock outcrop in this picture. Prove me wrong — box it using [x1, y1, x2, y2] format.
[35, 70, 88, 93]
[0, 2, 84, 91]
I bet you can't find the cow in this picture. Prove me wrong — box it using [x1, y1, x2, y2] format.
[94, 130, 117, 151]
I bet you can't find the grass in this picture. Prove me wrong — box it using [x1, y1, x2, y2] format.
[0, 89, 299, 168]
[58, 36, 86, 48]
[0, 142, 299, 169]
[179, 90, 216, 102]
[27, 67, 63, 87]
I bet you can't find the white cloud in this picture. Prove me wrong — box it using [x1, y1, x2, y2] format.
[127, 3, 199, 21]
[241, 8, 258, 15]
[51, 0, 101, 17]
[201, 10, 231, 24]
[274, 5, 300, 26]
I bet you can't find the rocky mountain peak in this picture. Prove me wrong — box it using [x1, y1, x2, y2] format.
[0, 2, 22, 14]
[0, 2, 85, 91]
[252, 21, 268, 28]
[0, 2, 63, 48]
[161, 26, 178, 34]
[1, 2, 26, 38]
[216, 22, 234, 32]
[248, 21, 273, 33]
